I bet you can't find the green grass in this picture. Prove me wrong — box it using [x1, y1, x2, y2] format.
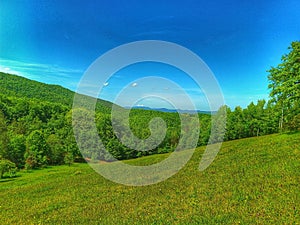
[0, 133, 299, 224]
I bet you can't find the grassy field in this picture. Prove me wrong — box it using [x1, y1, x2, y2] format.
[0, 133, 299, 224]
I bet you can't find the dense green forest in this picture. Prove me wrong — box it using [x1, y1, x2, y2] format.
[0, 41, 299, 175]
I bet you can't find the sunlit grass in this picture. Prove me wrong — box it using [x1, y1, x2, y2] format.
[0, 133, 299, 224]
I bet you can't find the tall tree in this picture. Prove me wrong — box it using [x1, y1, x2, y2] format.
[268, 41, 300, 129]
[25, 130, 49, 169]
[8, 135, 26, 168]
[0, 110, 9, 159]
[46, 134, 65, 165]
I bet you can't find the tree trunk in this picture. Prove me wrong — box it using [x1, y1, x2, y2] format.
[279, 107, 284, 131]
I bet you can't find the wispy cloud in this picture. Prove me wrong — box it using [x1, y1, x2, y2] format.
[0, 65, 22, 76]
[0, 58, 84, 90]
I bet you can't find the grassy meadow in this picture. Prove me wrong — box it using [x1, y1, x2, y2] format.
[0, 132, 299, 224]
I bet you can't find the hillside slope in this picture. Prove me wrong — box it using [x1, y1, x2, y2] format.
[0, 132, 299, 224]
[0, 72, 115, 113]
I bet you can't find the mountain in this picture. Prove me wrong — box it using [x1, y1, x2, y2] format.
[0, 72, 214, 115]
[128, 106, 214, 114]
[0, 72, 115, 113]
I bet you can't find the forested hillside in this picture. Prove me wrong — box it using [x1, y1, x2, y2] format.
[0, 72, 114, 113]
[0, 72, 290, 172]
[0, 41, 299, 174]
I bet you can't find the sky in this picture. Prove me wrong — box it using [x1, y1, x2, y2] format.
[0, 0, 299, 110]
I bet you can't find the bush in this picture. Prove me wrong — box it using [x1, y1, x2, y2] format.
[0, 159, 16, 178]
[64, 152, 74, 166]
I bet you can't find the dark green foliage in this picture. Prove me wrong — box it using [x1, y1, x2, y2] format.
[0, 159, 16, 178]
[0, 72, 114, 113]
[64, 151, 74, 166]
[25, 130, 50, 169]
[8, 135, 26, 168]
[268, 41, 300, 130]
[0, 44, 299, 170]
[46, 134, 65, 165]
[0, 110, 9, 159]
[224, 100, 281, 141]
[268, 41, 300, 104]
[0, 72, 281, 167]
[0, 133, 299, 224]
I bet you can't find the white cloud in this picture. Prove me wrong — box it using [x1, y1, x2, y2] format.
[0, 65, 20, 76]
[0, 58, 84, 90]
[103, 82, 109, 87]
[131, 82, 138, 87]
[0, 58, 83, 78]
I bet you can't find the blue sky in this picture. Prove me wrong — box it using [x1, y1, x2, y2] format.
[0, 0, 299, 110]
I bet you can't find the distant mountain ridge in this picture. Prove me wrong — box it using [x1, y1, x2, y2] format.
[127, 106, 215, 115]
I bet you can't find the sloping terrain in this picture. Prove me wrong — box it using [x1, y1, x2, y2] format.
[0, 72, 114, 113]
[0, 132, 299, 224]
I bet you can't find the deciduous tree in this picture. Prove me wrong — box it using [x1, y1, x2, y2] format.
[268, 41, 300, 129]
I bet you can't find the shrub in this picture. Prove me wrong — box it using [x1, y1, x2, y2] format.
[0, 159, 16, 178]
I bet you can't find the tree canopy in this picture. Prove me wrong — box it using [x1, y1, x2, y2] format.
[268, 41, 300, 129]
[1, 41, 300, 173]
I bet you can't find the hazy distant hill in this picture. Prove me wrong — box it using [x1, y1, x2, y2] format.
[128, 106, 214, 115]
[0, 72, 115, 113]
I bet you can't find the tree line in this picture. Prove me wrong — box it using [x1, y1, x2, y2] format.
[0, 41, 299, 177]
